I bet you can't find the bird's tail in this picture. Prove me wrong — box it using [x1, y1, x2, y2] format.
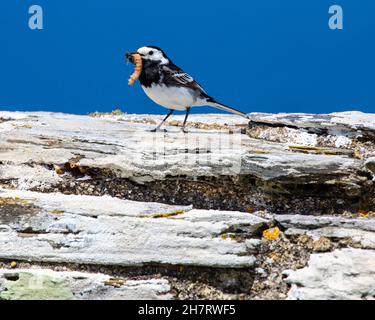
[206, 99, 248, 119]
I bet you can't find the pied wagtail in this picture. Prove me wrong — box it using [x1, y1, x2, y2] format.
[126, 46, 247, 132]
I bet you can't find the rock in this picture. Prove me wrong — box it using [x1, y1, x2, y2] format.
[285, 227, 375, 250]
[1, 111, 375, 300]
[0, 189, 266, 268]
[248, 111, 375, 141]
[284, 249, 375, 300]
[275, 214, 375, 233]
[0, 271, 75, 300]
[365, 157, 375, 174]
[0, 269, 172, 300]
[312, 237, 332, 252]
[274, 213, 375, 251]
[0, 112, 248, 182]
[295, 235, 314, 249]
[0, 111, 374, 214]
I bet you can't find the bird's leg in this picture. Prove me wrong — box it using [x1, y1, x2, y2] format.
[181, 107, 191, 133]
[150, 109, 174, 132]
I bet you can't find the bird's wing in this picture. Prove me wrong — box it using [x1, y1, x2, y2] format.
[161, 64, 208, 94]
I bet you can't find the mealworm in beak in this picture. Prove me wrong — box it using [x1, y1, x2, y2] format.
[128, 53, 142, 86]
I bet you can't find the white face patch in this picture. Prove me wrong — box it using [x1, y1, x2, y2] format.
[137, 47, 169, 65]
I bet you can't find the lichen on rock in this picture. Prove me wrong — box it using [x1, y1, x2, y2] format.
[0, 272, 75, 300]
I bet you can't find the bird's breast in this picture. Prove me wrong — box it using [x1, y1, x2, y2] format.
[141, 84, 195, 110]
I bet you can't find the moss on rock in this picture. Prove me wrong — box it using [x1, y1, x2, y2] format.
[0, 272, 75, 300]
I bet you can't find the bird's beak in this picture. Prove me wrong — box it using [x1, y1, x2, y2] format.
[125, 52, 138, 64]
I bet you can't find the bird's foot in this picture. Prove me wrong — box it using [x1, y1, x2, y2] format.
[150, 128, 167, 133]
[181, 128, 188, 134]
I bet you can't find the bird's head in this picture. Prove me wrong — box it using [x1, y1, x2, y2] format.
[126, 46, 169, 66]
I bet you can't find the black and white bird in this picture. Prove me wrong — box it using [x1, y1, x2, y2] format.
[126, 46, 247, 132]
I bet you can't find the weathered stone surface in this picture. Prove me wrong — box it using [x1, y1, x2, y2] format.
[0, 112, 249, 183]
[365, 157, 375, 175]
[248, 111, 375, 141]
[276, 213, 375, 249]
[0, 112, 365, 183]
[1, 111, 373, 214]
[285, 227, 375, 249]
[275, 214, 375, 233]
[0, 189, 265, 268]
[0, 269, 172, 300]
[284, 249, 375, 300]
[1, 111, 375, 300]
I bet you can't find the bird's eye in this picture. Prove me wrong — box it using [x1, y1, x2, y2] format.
[149, 50, 154, 55]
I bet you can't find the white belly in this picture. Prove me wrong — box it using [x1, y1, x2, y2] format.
[142, 84, 196, 111]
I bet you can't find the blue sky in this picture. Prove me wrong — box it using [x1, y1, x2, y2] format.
[0, 0, 374, 115]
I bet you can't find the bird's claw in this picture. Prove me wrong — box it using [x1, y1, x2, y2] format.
[150, 128, 167, 133]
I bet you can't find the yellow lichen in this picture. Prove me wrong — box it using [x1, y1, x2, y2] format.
[10, 261, 17, 269]
[0, 197, 31, 206]
[289, 145, 321, 153]
[288, 145, 350, 156]
[246, 207, 255, 214]
[143, 211, 185, 219]
[104, 278, 126, 288]
[358, 210, 370, 218]
[51, 209, 65, 215]
[54, 165, 65, 175]
[11, 123, 33, 129]
[263, 227, 281, 241]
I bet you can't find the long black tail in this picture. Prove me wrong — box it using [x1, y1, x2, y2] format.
[206, 99, 248, 118]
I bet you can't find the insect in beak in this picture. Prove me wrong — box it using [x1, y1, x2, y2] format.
[127, 53, 143, 86]
[125, 52, 137, 64]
